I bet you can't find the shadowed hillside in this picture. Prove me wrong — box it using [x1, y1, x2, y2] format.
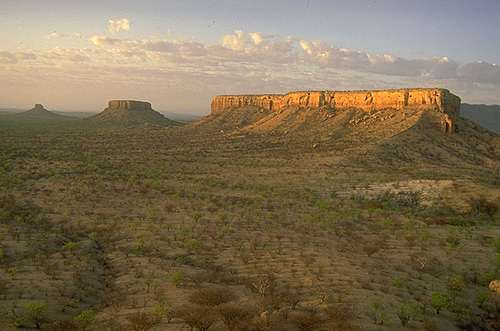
[461, 103, 500, 133]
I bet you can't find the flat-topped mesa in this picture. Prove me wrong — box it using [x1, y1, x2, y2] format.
[107, 100, 153, 111]
[211, 88, 461, 133]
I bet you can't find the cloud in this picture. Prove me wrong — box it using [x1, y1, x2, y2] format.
[3, 29, 500, 110]
[142, 40, 177, 53]
[84, 31, 500, 88]
[222, 30, 247, 51]
[90, 35, 121, 46]
[108, 18, 130, 34]
[249, 32, 263, 45]
[0, 51, 18, 64]
[46, 32, 66, 39]
[0, 51, 37, 64]
[458, 61, 500, 85]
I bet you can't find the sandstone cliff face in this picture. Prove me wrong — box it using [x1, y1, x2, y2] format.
[107, 100, 153, 111]
[211, 89, 461, 133]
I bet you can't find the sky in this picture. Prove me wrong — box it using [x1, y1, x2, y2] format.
[1, 0, 500, 114]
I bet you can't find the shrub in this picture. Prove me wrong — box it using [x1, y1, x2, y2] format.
[289, 308, 324, 331]
[218, 303, 254, 331]
[469, 197, 498, 218]
[21, 301, 48, 329]
[44, 320, 78, 330]
[249, 273, 276, 297]
[126, 311, 161, 331]
[152, 301, 173, 322]
[369, 300, 388, 325]
[168, 270, 184, 287]
[188, 287, 237, 307]
[396, 302, 420, 326]
[324, 304, 357, 330]
[375, 191, 421, 210]
[73, 309, 97, 330]
[430, 292, 450, 314]
[494, 238, 500, 253]
[447, 275, 466, 294]
[188, 239, 202, 252]
[174, 304, 217, 331]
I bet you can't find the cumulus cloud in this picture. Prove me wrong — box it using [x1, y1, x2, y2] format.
[249, 32, 263, 45]
[222, 30, 247, 51]
[108, 18, 130, 34]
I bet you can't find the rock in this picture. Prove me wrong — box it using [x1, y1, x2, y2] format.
[211, 88, 461, 133]
[107, 100, 152, 111]
[489, 280, 500, 293]
[32, 104, 47, 111]
[90, 100, 177, 127]
[19, 103, 70, 119]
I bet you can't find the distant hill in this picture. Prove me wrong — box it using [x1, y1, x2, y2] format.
[18, 104, 74, 120]
[461, 103, 500, 133]
[53, 111, 97, 119]
[160, 111, 202, 123]
[89, 100, 179, 127]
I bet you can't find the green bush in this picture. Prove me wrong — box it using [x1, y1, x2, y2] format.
[430, 292, 450, 314]
[396, 302, 420, 326]
[73, 309, 97, 330]
[169, 271, 184, 287]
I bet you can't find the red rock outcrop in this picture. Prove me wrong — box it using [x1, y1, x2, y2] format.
[211, 88, 461, 133]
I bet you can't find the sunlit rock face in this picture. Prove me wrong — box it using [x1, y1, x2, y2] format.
[211, 88, 461, 133]
[107, 100, 153, 111]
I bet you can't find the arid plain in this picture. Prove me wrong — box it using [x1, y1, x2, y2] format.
[0, 89, 499, 330]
